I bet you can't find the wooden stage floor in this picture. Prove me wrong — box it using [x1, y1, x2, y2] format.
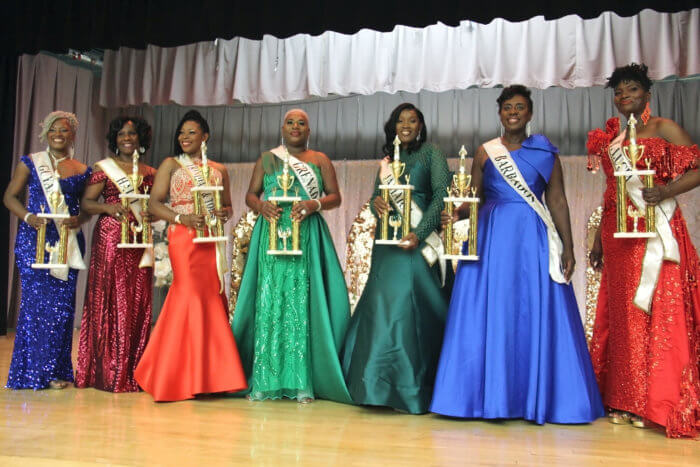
[1, 332, 698, 466]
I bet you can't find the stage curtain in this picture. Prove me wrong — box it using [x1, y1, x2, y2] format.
[99, 9, 699, 107]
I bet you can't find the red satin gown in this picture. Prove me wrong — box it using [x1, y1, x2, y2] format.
[587, 118, 700, 437]
[134, 161, 247, 401]
[76, 168, 154, 392]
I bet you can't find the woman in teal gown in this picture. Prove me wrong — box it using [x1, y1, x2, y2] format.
[232, 109, 352, 403]
[341, 103, 453, 414]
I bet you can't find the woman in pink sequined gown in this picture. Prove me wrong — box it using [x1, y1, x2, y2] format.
[76, 117, 156, 392]
[587, 64, 700, 438]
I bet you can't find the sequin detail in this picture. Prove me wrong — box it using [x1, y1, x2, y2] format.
[6, 155, 90, 390]
[170, 162, 223, 215]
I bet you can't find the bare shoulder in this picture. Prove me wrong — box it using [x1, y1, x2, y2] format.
[653, 117, 693, 145]
[210, 160, 228, 175]
[68, 159, 88, 174]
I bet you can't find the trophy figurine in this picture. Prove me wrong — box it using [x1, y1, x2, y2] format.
[441, 145, 479, 261]
[613, 114, 657, 238]
[376, 135, 414, 245]
[31, 186, 70, 270]
[191, 146, 228, 244]
[118, 150, 153, 249]
[267, 150, 302, 256]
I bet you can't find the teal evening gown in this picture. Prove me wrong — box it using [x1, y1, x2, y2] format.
[232, 152, 352, 403]
[341, 142, 453, 414]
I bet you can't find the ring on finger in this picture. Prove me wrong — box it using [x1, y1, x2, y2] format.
[301, 209, 308, 216]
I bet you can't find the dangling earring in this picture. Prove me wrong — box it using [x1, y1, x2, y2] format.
[499, 123, 504, 138]
[526, 121, 532, 138]
[69, 146, 75, 158]
[139, 146, 146, 155]
[115, 148, 119, 156]
[641, 102, 651, 125]
[201, 140, 208, 158]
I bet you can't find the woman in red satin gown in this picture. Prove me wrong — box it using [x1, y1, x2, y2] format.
[587, 64, 700, 437]
[77, 117, 155, 392]
[133, 110, 247, 401]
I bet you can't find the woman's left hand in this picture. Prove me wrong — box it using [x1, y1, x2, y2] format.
[291, 200, 318, 222]
[561, 249, 576, 282]
[213, 209, 229, 224]
[398, 232, 419, 251]
[642, 186, 666, 206]
[61, 215, 81, 229]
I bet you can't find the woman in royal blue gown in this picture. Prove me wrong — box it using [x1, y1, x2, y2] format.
[430, 86, 604, 424]
[3, 111, 90, 390]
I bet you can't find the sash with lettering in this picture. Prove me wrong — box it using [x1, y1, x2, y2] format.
[269, 146, 321, 201]
[379, 160, 447, 286]
[176, 154, 227, 293]
[483, 138, 567, 284]
[95, 158, 154, 268]
[607, 130, 680, 313]
[31, 151, 86, 280]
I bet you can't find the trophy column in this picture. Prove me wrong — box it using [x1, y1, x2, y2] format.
[267, 159, 302, 256]
[118, 151, 153, 249]
[31, 193, 70, 270]
[442, 145, 479, 261]
[376, 136, 414, 246]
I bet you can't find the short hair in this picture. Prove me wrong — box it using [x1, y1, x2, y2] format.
[382, 103, 428, 157]
[605, 63, 653, 92]
[106, 116, 152, 154]
[39, 111, 79, 143]
[497, 85, 533, 112]
[173, 110, 210, 154]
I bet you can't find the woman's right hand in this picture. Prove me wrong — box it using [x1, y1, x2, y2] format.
[372, 195, 391, 218]
[440, 209, 460, 228]
[25, 214, 47, 230]
[179, 213, 206, 230]
[259, 201, 282, 222]
[589, 233, 603, 271]
[104, 203, 129, 221]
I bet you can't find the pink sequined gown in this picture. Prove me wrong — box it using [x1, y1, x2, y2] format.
[76, 167, 155, 392]
[587, 117, 700, 437]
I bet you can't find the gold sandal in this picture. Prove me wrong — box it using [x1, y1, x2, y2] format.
[608, 410, 631, 425]
[48, 380, 68, 390]
[630, 415, 647, 428]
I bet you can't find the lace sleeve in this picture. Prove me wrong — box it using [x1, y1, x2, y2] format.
[368, 170, 381, 217]
[414, 146, 450, 241]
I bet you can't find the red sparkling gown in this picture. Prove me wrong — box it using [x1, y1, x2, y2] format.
[76, 168, 155, 392]
[133, 161, 247, 401]
[587, 118, 700, 438]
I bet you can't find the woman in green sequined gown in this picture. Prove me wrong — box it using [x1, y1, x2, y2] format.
[341, 103, 453, 414]
[232, 109, 352, 403]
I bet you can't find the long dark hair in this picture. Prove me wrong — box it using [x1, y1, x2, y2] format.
[173, 110, 210, 154]
[381, 103, 428, 157]
[106, 115, 152, 154]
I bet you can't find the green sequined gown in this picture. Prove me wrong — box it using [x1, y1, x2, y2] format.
[232, 152, 352, 403]
[341, 143, 453, 414]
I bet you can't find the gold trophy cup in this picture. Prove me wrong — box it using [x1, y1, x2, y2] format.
[376, 136, 414, 245]
[118, 151, 154, 249]
[191, 151, 228, 244]
[267, 153, 302, 256]
[613, 114, 657, 238]
[441, 145, 479, 261]
[31, 189, 70, 270]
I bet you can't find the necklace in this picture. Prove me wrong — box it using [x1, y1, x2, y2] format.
[48, 151, 69, 178]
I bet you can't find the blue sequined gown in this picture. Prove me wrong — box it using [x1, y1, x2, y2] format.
[430, 136, 604, 423]
[6, 155, 90, 390]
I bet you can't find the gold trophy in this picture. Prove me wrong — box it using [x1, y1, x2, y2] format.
[31, 183, 70, 270]
[613, 114, 656, 238]
[267, 151, 302, 256]
[441, 145, 479, 261]
[191, 147, 228, 244]
[118, 150, 153, 249]
[376, 136, 414, 245]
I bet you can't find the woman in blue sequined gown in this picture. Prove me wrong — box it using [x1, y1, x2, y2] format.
[3, 112, 90, 390]
[430, 87, 604, 423]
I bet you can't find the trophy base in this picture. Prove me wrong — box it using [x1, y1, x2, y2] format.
[193, 236, 229, 244]
[375, 239, 403, 245]
[267, 249, 303, 256]
[190, 186, 224, 193]
[268, 195, 302, 203]
[441, 254, 479, 261]
[117, 243, 154, 249]
[614, 232, 657, 239]
[37, 213, 69, 220]
[378, 184, 414, 190]
[443, 196, 480, 203]
[119, 193, 150, 200]
[31, 263, 69, 270]
[613, 169, 655, 177]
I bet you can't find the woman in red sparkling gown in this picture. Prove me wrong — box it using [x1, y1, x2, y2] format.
[76, 116, 156, 392]
[587, 64, 700, 438]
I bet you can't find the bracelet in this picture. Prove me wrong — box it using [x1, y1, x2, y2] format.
[313, 199, 322, 212]
[23, 212, 33, 223]
[174, 214, 182, 225]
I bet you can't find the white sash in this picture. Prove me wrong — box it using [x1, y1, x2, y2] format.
[379, 161, 447, 286]
[270, 146, 321, 200]
[607, 132, 680, 313]
[483, 138, 567, 284]
[31, 151, 86, 280]
[95, 158, 153, 268]
[176, 155, 227, 293]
